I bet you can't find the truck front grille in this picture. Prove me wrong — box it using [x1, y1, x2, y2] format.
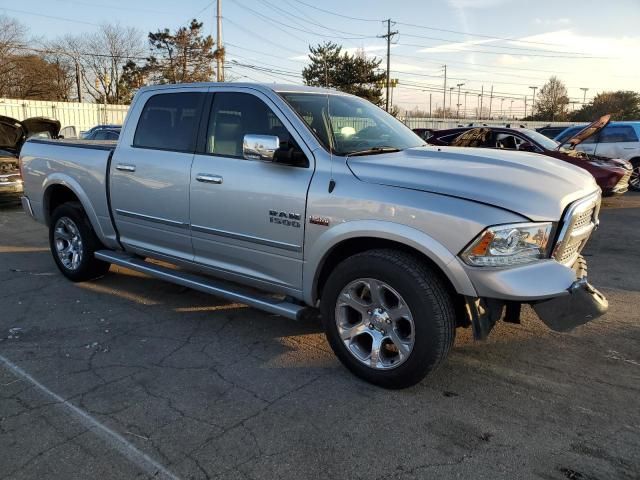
[552, 193, 600, 267]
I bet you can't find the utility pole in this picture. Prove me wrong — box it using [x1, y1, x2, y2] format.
[479, 85, 484, 120]
[488, 85, 494, 119]
[429, 93, 432, 118]
[510, 99, 514, 119]
[524, 95, 527, 118]
[75, 59, 82, 102]
[379, 19, 398, 112]
[580, 87, 589, 104]
[529, 86, 538, 117]
[500, 97, 505, 118]
[442, 65, 447, 120]
[216, 0, 225, 81]
[456, 83, 464, 119]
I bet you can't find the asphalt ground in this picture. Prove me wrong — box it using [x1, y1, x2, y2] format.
[0, 193, 638, 480]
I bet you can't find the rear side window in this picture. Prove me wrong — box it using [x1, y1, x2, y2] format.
[599, 125, 639, 143]
[134, 92, 205, 152]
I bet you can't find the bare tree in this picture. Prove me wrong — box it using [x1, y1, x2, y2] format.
[0, 15, 27, 96]
[82, 24, 144, 104]
[53, 24, 144, 104]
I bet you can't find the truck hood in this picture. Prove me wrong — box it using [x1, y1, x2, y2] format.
[346, 146, 599, 221]
[0, 115, 60, 154]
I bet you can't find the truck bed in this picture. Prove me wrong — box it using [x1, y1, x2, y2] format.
[20, 138, 120, 249]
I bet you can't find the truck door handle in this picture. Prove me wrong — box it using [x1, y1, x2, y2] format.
[116, 164, 136, 172]
[196, 174, 223, 184]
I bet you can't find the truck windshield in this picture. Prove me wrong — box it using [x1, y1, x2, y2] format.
[279, 92, 425, 156]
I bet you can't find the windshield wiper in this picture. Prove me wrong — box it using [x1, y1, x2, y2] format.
[346, 146, 403, 157]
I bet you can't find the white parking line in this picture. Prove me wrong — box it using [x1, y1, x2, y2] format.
[0, 354, 181, 480]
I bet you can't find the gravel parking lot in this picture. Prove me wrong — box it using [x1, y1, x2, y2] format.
[1, 194, 639, 480]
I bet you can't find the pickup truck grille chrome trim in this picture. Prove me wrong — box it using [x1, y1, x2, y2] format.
[552, 192, 601, 266]
[191, 224, 302, 252]
[115, 209, 189, 229]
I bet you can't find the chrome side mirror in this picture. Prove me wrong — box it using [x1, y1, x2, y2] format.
[243, 134, 280, 161]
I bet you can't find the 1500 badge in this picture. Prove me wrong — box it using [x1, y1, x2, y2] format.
[269, 210, 301, 228]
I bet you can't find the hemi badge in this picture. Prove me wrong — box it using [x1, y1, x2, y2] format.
[309, 215, 330, 227]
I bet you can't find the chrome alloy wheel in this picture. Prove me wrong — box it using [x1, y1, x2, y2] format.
[630, 165, 640, 190]
[54, 217, 84, 271]
[335, 278, 415, 370]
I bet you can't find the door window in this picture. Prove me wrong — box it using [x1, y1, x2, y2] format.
[133, 92, 205, 152]
[599, 125, 638, 143]
[206, 92, 304, 164]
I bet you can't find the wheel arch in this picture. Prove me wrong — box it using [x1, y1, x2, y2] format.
[303, 221, 477, 306]
[42, 176, 106, 242]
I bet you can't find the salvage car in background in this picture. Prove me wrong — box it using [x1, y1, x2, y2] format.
[555, 121, 640, 191]
[83, 126, 120, 141]
[536, 125, 571, 139]
[0, 116, 60, 198]
[428, 120, 632, 196]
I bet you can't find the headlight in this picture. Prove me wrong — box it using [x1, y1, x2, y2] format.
[460, 222, 553, 267]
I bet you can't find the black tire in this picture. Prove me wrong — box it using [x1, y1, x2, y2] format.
[49, 202, 111, 282]
[320, 249, 456, 389]
[629, 158, 640, 192]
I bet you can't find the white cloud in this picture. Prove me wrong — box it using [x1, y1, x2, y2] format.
[447, 0, 510, 8]
[418, 38, 499, 54]
[533, 18, 571, 26]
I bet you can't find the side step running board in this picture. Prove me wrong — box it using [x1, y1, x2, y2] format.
[95, 250, 307, 320]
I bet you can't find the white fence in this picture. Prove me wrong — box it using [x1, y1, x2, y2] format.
[0, 98, 129, 136]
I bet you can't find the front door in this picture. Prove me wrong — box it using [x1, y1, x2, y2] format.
[189, 89, 314, 290]
[110, 88, 206, 259]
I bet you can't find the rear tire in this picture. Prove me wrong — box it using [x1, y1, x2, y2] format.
[320, 249, 456, 389]
[629, 158, 640, 192]
[49, 202, 111, 282]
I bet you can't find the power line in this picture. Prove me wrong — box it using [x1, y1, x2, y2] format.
[395, 21, 574, 48]
[398, 32, 595, 57]
[396, 41, 609, 59]
[286, 0, 381, 22]
[230, 0, 378, 40]
[0, 7, 101, 26]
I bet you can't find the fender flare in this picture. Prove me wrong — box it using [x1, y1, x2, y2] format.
[302, 220, 477, 304]
[42, 174, 109, 242]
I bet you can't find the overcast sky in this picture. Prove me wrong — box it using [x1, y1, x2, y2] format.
[4, 0, 640, 114]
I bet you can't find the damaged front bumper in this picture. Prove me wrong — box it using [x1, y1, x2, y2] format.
[531, 278, 608, 332]
[464, 256, 608, 339]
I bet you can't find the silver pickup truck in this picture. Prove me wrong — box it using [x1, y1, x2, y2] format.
[19, 83, 608, 388]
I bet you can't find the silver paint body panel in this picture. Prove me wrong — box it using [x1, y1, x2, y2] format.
[19, 82, 601, 306]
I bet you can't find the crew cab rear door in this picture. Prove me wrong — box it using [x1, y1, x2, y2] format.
[188, 87, 314, 291]
[109, 88, 207, 260]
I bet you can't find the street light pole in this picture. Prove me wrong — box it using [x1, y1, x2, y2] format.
[449, 87, 454, 117]
[580, 87, 589, 104]
[456, 83, 464, 119]
[529, 86, 538, 117]
[464, 91, 468, 119]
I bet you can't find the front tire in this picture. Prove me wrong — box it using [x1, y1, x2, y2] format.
[49, 202, 111, 282]
[320, 249, 456, 389]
